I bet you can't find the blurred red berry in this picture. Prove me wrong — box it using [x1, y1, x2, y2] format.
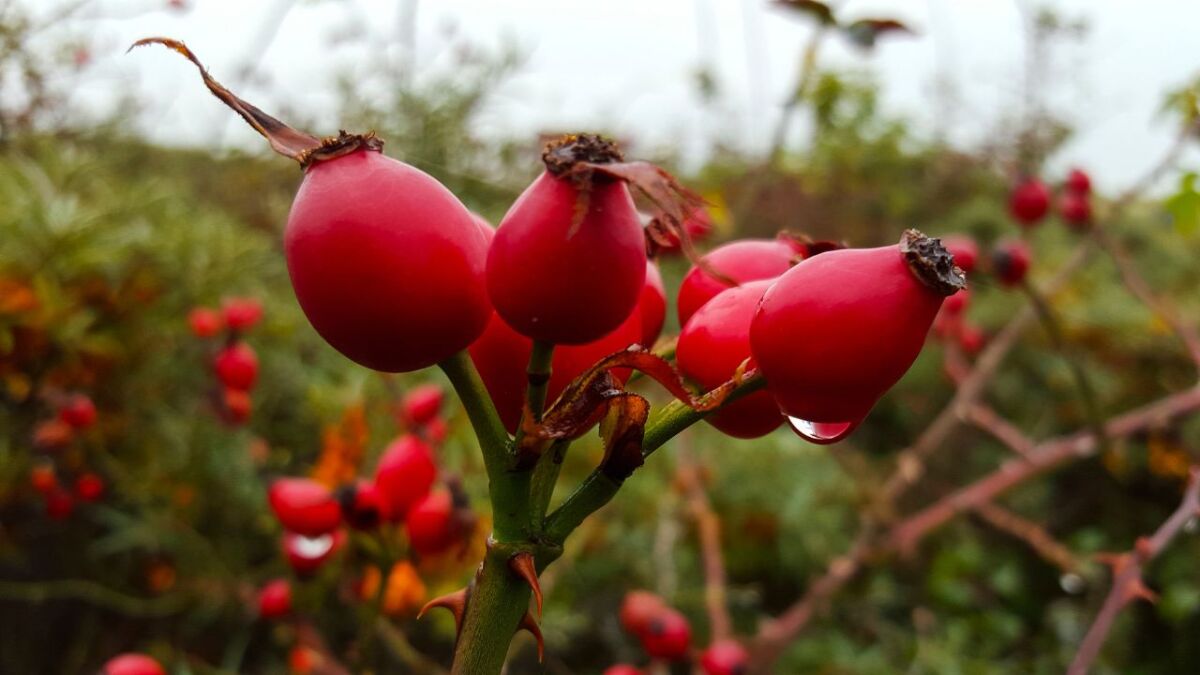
[222, 297, 264, 332]
[957, 323, 986, 355]
[337, 480, 388, 530]
[992, 240, 1031, 287]
[1059, 192, 1092, 229]
[425, 416, 449, 445]
[700, 639, 750, 675]
[1009, 178, 1050, 226]
[619, 590, 667, 636]
[639, 608, 692, 661]
[374, 435, 437, 520]
[604, 666, 643, 675]
[59, 394, 97, 429]
[940, 235, 978, 274]
[188, 307, 223, 338]
[33, 419, 73, 450]
[102, 653, 165, 675]
[639, 262, 667, 349]
[258, 578, 293, 619]
[224, 388, 252, 424]
[1065, 168, 1091, 195]
[30, 464, 57, 494]
[405, 490, 457, 557]
[215, 342, 258, 390]
[941, 286, 971, 316]
[75, 472, 105, 502]
[400, 384, 443, 427]
[268, 478, 342, 536]
[45, 488, 74, 520]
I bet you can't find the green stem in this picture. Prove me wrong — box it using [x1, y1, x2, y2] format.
[451, 544, 536, 675]
[530, 440, 570, 525]
[1021, 281, 1108, 452]
[525, 340, 555, 421]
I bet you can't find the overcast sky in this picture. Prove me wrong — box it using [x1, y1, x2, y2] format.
[47, 0, 1200, 193]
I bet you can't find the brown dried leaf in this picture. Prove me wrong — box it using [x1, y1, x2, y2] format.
[773, 0, 837, 26]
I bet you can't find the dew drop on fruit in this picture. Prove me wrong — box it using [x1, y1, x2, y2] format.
[1059, 573, 1085, 595]
[785, 417, 855, 444]
[293, 533, 334, 559]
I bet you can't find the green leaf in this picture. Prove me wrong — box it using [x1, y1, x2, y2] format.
[1164, 172, 1200, 235]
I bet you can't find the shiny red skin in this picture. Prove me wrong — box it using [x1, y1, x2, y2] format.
[268, 478, 342, 536]
[286, 150, 490, 372]
[339, 480, 389, 529]
[639, 262, 667, 348]
[941, 286, 971, 316]
[215, 342, 258, 391]
[223, 388, 252, 424]
[487, 171, 646, 344]
[45, 488, 74, 520]
[257, 578, 292, 619]
[639, 608, 692, 661]
[750, 244, 945, 428]
[1059, 192, 1092, 229]
[992, 240, 1032, 286]
[700, 639, 750, 675]
[102, 653, 166, 675]
[1009, 178, 1051, 226]
[75, 472, 105, 502]
[678, 280, 781, 439]
[188, 307, 223, 338]
[405, 490, 456, 556]
[373, 435, 437, 520]
[603, 666, 643, 675]
[619, 590, 667, 636]
[677, 238, 802, 326]
[1065, 168, 1091, 195]
[940, 235, 978, 274]
[400, 384, 443, 427]
[469, 309, 641, 433]
[59, 394, 97, 429]
[222, 297, 263, 332]
[282, 529, 346, 575]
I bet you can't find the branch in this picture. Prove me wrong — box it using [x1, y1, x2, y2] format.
[676, 441, 732, 641]
[972, 501, 1080, 573]
[965, 405, 1036, 458]
[0, 578, 194, 617]
[1067, 467, 1200, 675]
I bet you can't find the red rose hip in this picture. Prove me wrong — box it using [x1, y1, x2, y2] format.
[267, 478, 342, 536]
[619, 590, 668, 636]
[257, 578, 292, 619]
[678, 280, 782, 439]
[750, 230, 965, 443]
[487, 135, 646, 345]
[1009, 178, 1051, 226]
[59, 394, 97, 429]
[221, 297, 263, 332]
[939, 235, 978, 274]
[400, 384, 444, 428]
[639, 262, 667, 348]
[639, 608, 692, 661]
[405, 490, 457, 557]
[1065, 168, 1091, 195]
[188, 307, 223, 338]
[1059, 192, 1091, 229]
[102, 653, 165, 675]
[677, 237, 805, 326]
[215, 342, 258, 391]
[373, 435, 437, 519]
[700, 639, 750, 675]
[992, 239, 1031, 287]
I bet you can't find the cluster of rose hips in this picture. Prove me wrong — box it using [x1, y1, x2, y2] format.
[188, 297, 262, 425]
[28, 392, 105, 520]
[1009, 168, 1093, 230]
[604, 590, 748, 675]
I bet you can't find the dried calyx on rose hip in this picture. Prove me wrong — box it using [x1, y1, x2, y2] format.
[992, 239, 1031, 287]
[487, 133, 702, 345]
[750, 229, 966, 444]
[131, 38, 490, 373]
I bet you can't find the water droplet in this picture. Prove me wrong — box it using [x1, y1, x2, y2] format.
[1059, 573, 1085, 594]
[786, 417, 855, 444]
[293, 533, 334, 559]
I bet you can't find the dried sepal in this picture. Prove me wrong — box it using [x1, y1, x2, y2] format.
[128, 38, 382, 167]
[598, 393, 650, 480]
[508, 552, 543, 618]
[517, 610, 545, 662]
[773, 0, 837, 25]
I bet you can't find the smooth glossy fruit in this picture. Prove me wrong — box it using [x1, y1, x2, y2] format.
[75, 472, 104, 502]
[469, 309, 642, 433]
[215, 342, 258, 391]
[405, 490, 457, 557]
[677, 238, 804, 326]
[224, 388, 252, 424]
[188, 307, 223, 338]
[639, 608, 692, 661]
[1065, 168, 1091, 195]
[639, 262, 667, 348]
[102, 653, 165, 675]
[619, 590, 667, 636]
[287, 149, 491, 372]
[750, 231, 962, 443]
[678, 280, 782, 438]
[487, 136, 646, 344]
[992, 239, 1031, 286]
[59, 394, 96, 429]
[282, 529, 345, 575]
[1009, 178, 1050, 226]
[268, 478, 342, 536]
[337, 480, 388, 529]
[940, 235, 978, 274]
[700, 639, 750, 675]
[400, 384, 443, 428]
[222, 297, 263, 332]
[373, 435, 437, 519]
[1059, 192, 1091, 229]
[258, 578, 292, 619]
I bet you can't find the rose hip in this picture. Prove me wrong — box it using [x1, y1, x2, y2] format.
[677, 237, 805, 326]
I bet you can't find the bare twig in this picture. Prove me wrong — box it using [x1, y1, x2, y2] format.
[972, 501, 1080, 573]
[1067, 467, 1200, 675]
[965, 405, 1036, 458]
[676, 440, 732, 642]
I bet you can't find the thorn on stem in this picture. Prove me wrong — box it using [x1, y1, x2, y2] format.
[509, 551, 543, 618]
[418, 587, 469, 636]
[517, 610, 545, 662]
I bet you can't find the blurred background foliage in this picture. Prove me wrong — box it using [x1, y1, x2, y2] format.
[3, 1, 1200, 673]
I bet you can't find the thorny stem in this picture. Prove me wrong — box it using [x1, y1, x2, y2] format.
[1020, 279, 1108, 454]
[1067, 467, 1200, 675]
